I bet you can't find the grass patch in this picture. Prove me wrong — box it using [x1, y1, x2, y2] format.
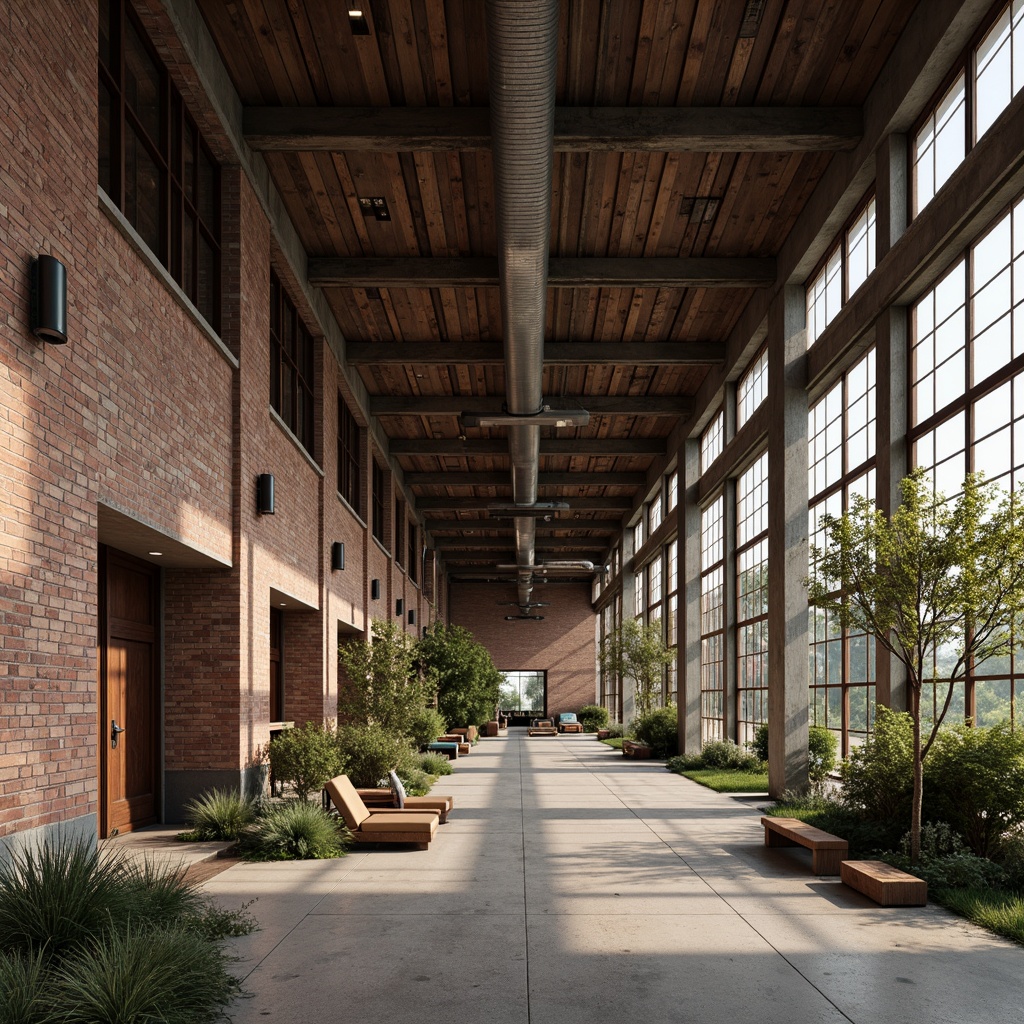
[680, 769, 769, 792]
[600, 737, 623, 749]
[935, 887, 1024, 945]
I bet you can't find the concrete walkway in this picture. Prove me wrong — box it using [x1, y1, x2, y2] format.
[204, 730, 1021, 1024]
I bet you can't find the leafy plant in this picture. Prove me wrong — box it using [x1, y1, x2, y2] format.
[631, 706, 679, 758]
[838, 705, 913, 823]
[338, 618, 426, 735]
[417, 622, 502, 728]
[336, 723, 416, 788]
[417, 751, 453, 777]
[181, 787, 255, 841]
[936, 888, 1024, 945]
[765, 793, 899, 858]
[885, 822, 1007, 890]
[699, 739, 760, 771]
[601, 723, 624, 739]
[577, 704, 610, 732]
[666, 753, 705, 772]
[268, 722, 343, 802]
[808, 469, 1024, 861]
[239, 801, 349, 861]
[397, 767, 434, 797]
[749, 722, 770, 763]
[407, 707, 448, 749]
[0, 948, 49, 1024]
[744, 723, 834, 785]
[598, 618, 674, 719]
[923, 721, 1024, 857]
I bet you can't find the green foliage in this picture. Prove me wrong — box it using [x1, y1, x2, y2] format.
[407, 707, 448, 749]
[417, 622, 501, 727]
[601, 723, 624, 739]
[838, 705, 913, 823]
[765, 793, 900, 858]
[808, 469, 1024, 860]
[336, 723, 416, 788]
[665, 753, 705, 772]
[50, 925, 239, 1024]
[181, 787, 255, 841]
[396, 767, 434, 797]
[338, 619, 426, 736]
[675, 769, 769, 793]
[808, 725, 839, 786]
[999, 829, 1024, 890]
[598, 618, 674, 719]
[268, 722, 343, 802]
[699, 739, 760, 771]
[0, 949, 48, 1024]
[417, 752, 454, 777]
[577, 704, 610, 732]
[239, 800, 349, 861]
[923, 722, 1024, 857]
[888, 822, 1007, 890]
[750, 722, 770, 764]
[631, 706, 679, 758]
[936, 888, 1024, 945]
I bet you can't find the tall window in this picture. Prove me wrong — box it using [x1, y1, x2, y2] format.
[699, 498, 725, 743]
[666, 539, 678, 705]
[270, 271, 315, 455]
[846, 198, 877, 297]
[736, 453, 769, 745]
[98, 0, 221, 328]
[737, 350, 768, 427]
[911, 191, 1024, 727]
[499, 671, 545, 713]
[371, 460, 386, 545]
[975, 1, 1024, 141]
[394, 496, 405, 566]
[808, 349, 878, 751]
[648, 493, 663, 535]
[701, 410, 724, 472]
[667, 469, 678, 512]
[408, 523, 419, 584]
[914, 72, 967, 216]
[337, 394, 362, 514]
[807, 247, 843, 345]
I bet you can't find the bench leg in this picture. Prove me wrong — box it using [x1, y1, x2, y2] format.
[764, 827, 798, 848]
[812, 848, 846, 875]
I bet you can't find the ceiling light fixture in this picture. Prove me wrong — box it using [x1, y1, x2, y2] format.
[348, 9, 370, 34]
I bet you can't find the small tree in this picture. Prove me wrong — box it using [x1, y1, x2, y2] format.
[599, 618, 674, 720]
[417, 622, 501, 727]
[338, 618, 426, 736]
[808, 470, 1024, 862]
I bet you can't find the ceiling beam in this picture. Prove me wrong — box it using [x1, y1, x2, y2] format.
[392, 438, 666, 456]
[371, 396, 690, 418]
[406, 470, 646, 487]
[433, 536, 608, 550]
[348, 342, 724, 366]
[244, 106, 861, 153]
[424, 519, 620, 533]
[415, 496, 633, 511]
[309, 256, 774, 289]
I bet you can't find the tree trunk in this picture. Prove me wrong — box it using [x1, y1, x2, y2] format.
[911, 686, 923, 864]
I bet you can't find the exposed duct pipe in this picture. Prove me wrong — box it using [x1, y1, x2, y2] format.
[485, 0, 559, 612]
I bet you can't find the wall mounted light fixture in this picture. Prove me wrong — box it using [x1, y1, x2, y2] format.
[408, 609, 416, 625]
[371, 579, 381, 600]
[331, 542, 345, 571]
[31, 255, 68, 344]
[396, 598, 404, 616]
[256, 474, 275, 515]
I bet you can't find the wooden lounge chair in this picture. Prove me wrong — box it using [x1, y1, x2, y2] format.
[528, 718, 558, 736]
[325, 775, 439, 850]
[557, 713, 584, 733]
[355, 781, 455, 823]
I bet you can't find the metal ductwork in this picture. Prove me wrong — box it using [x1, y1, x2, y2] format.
[485, 0, 559, 612]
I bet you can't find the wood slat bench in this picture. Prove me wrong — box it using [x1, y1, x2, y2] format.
[760, 816, 849, 875]
[840, 860, 928, 906]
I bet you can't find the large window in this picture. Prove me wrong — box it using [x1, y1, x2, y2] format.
[270, 271, 315, 455]
[700, 497, 725, 742]
[737, 351, 768, 427]
[394, 496, 405, 567]
[500, 671, 545, 714]
[914, 73, 967, 216]
[701, 410, 724, 472]
[976, 1, 1024, 141]
[98, 0, 220, 328]
[736, 453, 769, 745]
[807, 349, 878, 752]
[337, 394, 362, 513]
[371, 460, 386, 546]
[666, 539, 678, 705]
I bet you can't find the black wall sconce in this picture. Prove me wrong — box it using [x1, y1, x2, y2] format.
[256, 474, 275, 515]
[331, 542, 345, 571]
[31, 255, 68, 344]
[371, 579, 381, 600]
[396, 598, 404, 616]
[408, 609, 416, 625]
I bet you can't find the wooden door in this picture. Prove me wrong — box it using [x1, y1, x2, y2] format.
[99, 547, 159, 836]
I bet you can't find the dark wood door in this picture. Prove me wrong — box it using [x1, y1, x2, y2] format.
[99, 547, 159, 836]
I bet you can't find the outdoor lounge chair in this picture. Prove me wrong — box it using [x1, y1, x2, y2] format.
[528, 718, 558, 736]
[557, 713, 584, 733]
[355, 776, 455, 823]
[325, 775, 440, 850]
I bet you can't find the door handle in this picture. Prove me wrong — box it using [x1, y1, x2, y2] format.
[111, 719, 126, 748]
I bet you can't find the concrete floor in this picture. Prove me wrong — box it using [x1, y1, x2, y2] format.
[200, 730, 1022, 1024]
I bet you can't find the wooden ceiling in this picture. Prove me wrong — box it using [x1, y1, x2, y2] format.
[196, 0, 917, 581]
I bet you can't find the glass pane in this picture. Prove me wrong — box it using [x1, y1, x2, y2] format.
[124, 16, 161, 145]
[99, 79, 113, 197]
[124, 126, 161, 255]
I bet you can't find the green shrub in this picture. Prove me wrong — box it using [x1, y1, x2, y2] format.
[407, 707, 448, 749]
[602, 723, 624, 739]
[766, 792, 900, 858]
[240, 801, 349, 861]
[808, 725, 839, 785]
[750, 722, 770, 763]
[50, 925, 239, 1024]
[883, 822, 1007, 890]
[937, 887, 1024, 944]
[699, 739, 760, 771]
[417, 752, 453, 777]
[336, 723, 415, 788]
[838, 705, 913, 822]
[577, 704, 610, 732]
[268, 722, 343, 802]
[923, 721, 1024, 857]
[998, 828, 1024, 890]
[666, 753, 705, 773]
[631, 706, 679, 758]
[181, 787, 255, 841]
[397, 767, 434, 797]
[0, 948, 49, 1024]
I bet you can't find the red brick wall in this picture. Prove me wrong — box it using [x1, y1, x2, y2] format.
[448, 583, 598, 717]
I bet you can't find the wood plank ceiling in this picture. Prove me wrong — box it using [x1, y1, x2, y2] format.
[197, 0, 916, 582]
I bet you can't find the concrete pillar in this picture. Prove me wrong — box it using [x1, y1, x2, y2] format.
[876, 133, 907, 261]
[767, 285, 810, 797]
[680, 438, 702, 755]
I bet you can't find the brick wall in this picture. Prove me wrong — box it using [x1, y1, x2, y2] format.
[448, 583, 598, 717]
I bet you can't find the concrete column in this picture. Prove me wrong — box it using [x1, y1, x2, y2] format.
[876, 133, 907, 261]
[767, 285, 810, 797]
[620, 524, 637, 726]
[874, 305, 909, 712]
[680, 438, 702, 755]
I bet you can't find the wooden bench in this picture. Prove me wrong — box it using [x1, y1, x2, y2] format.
[760, 816, 848, 875]
[426, 741, 459, 759]
[438, 735, 472, 754]
[840, 860, 928, 906]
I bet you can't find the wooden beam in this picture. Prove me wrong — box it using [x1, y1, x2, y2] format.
[371, 396, 690, 418]
[244, 106, 861, 153]
[424, 519, 620, 533]
[433, 536, 608, 549]
[348, 342, 724, 366]
[415, 496, 633, 511]
[405, 470, 647, 486]
[309, 256, 774, 288]
[392, 438, 666, 455]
